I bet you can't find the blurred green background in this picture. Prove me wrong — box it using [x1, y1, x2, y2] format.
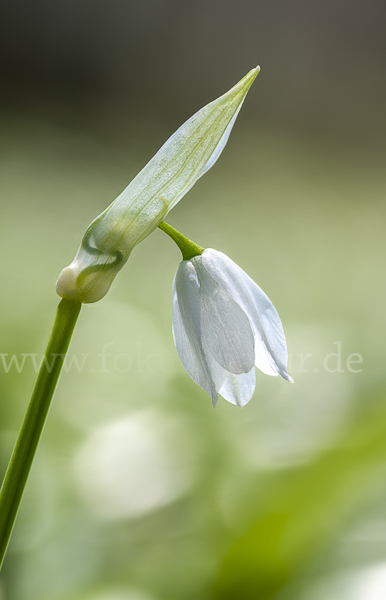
[1, 1, 386, 599]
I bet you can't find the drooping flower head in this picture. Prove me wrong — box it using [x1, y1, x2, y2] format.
[172, 248, 293, 407]
[56, 67, 259, 303]
[54, 65, 292, 406]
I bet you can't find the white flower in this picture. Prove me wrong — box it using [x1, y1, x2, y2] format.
[172, 249, 293, 407]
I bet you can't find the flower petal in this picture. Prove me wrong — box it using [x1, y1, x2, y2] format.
[193, 258, 256, 375]
[202, 249, 292, 382]
[173, 262, 225, 405]
[219, 366, 256, 407]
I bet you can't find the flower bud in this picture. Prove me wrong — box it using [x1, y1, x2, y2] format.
[56, 67, 260, 303]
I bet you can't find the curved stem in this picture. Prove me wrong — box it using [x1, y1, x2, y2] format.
[158, 221, 204, 261]
[0, 298, 81, 570]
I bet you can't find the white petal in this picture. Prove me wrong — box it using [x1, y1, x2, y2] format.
[173, 262, 224, 404]
[202, 249, 292, 382]
[193, 258, 255, 375]
[219, 366, 256, 407]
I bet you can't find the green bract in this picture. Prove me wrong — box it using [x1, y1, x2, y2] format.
[56, 67, 260, 303]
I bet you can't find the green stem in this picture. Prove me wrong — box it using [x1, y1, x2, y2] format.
[0, 298, 81, 570]
[158, 221, 204, 261]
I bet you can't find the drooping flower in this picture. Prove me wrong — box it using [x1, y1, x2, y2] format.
[172, 248, 293, 407]
[56, 67, 259, 304]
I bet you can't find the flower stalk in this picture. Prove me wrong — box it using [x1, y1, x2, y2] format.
[158, 221, 204, 260]
[0, 66, 262, 569]
[0, 299, 81, 570]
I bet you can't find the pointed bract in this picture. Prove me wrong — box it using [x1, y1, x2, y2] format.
[56, 67, 260, 303]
